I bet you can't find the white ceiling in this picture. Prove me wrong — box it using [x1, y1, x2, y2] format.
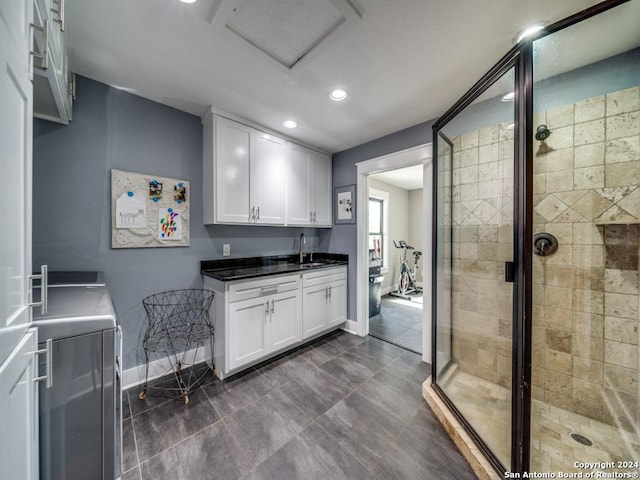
[370, 164, 424, 191]
[66, 0, 610, 153]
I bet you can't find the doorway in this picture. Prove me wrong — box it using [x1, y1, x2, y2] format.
[367, 167, 424, 353]
[354, 144, 432, 362]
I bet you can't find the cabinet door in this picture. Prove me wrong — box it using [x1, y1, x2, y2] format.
[285, 142, 313, 225]
[327, 279, 347, 327]
[215, 117, 251, 223]
[302, 285, 329, 339]
[269, 290, 301, 351]
[228, 297, 269, 370]
[0, 329, 38, 480]
[312, 152, 332, 227]
[251, 132, 285, 225]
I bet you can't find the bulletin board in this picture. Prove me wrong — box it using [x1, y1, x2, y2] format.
[111, 169, 190, 249]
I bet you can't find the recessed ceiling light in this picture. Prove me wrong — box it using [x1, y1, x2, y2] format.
[330, 89, 347, 102]
[501, 92, 515, 102]
[513, 22, 547, 44]
[178, 0, 198, 4]
[283, 120, 297, 129]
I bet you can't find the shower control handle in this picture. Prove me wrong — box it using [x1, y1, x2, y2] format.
[533, 233, 559, 257]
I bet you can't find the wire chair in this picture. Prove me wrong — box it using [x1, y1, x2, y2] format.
[139, 289, 215, 405]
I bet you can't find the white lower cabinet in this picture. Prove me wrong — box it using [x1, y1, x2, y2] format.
[302, 268, 347, 339]
[204, 266, 347, 379]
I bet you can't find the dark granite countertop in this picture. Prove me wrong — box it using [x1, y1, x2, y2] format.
[201, 253, 348, 281]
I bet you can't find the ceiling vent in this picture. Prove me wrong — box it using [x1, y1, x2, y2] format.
[208, 0, 362, 70]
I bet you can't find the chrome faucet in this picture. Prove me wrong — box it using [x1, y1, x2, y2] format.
[299, 233, 306, 264]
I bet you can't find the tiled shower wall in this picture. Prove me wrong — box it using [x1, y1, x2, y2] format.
[446, 86, 639, 429]
[531, 85, 639, 430]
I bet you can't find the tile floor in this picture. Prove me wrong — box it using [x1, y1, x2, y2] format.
[441, 367, 640, 473]
[122, 331, 476, 480]
[369, 294, 423, 353]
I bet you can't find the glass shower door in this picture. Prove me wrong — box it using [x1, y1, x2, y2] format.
[529, 1, 640, 474]
[434, 66, 516, 469]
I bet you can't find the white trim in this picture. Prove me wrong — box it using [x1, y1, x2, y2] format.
[341, 319, 359, 335]
[122, 347, 208, 390]
[355, 143, 432, 360]
[368, 187, 390, 270]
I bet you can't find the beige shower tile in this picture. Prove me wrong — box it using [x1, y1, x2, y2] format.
[477, 243, 498, 261]
[606, 86, 640, 116]
[573, 288, 604, 314]
[459, 165, 478, 184]
[604, 292, 639, 320]
[573, 268, 604, 292]
[603, 363, 638, 394]
[461, 147, 479, 167]
[545, 286, 573, 310]
[572, 378, 604, 421]
[545, 389, 573, 411]
[574, 166, 605, 190]
[605, 316, 638, 346]
[575, 142, 605, 168]
[546, 370, 572, 393]
[498, 139, 514, 161]
[545, 222, 573, 244]
[499, 124, 514, 142]
[576, 96, 605, 123]
[573, 245, 604, 269]
[604, 269, 639, 295]
[478, 161, 499, 181]
[608, 111, 640, 140]
[460, 183, 479, 201]
[478, 225, 497, 242]
[573, 334, 604, 361]
[545, 349, 572, 376]
[542, 265, 573, 287]
[547, 170, 575, 194]
[545, 329, 572, 354]
[605, 136, 640, 164]
[596, 205, 638, 224]
[616, 187, 640, 219]
[546, 244, 573, 266]
[602, 388, 638, 432]
[572, 190, 613, 221]
[541, 308, 572, 332]
[604, 340, 638, 369]
[549, 125, 574, 149]
[477, 179, 500, 199]
[533, 174, 546, 194]
[458, 225, 479, 242]
[547, 104, 574, 129]
[545, 148, 574, 172]
[478, 125, 500, 146]
[478, 143, 499, 164]
[575, 119, 605, 146]
[535, 194, 569, 221]
[533, 366, 545, 388]
[573, 223, 604, 245]
[461, 130, 479, 149]
[573, 311, 604, 338]
[573, 356, 604, 383]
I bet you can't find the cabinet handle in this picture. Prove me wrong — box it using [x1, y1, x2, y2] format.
[270, 299, 275, 317]
[34, 338, 53, 389]
[30, 20, 49, 70]
[328, 286, 332, 299]
[250, 206, 255, 222]
[313, 212, 316, 223]
[28, 264, 48, 315]
[256, 206, 260, 221]
[265, 302, 269, 323]
[52, 0, 65, 31]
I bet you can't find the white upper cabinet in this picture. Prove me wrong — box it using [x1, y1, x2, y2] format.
[32, 0, 73, 124]
[251, 132, 285, 225]
[285, 143, 332, 227]
[204, 113, 331, 227]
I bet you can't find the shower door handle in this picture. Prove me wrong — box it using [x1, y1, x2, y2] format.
[504, 261, 516, 283]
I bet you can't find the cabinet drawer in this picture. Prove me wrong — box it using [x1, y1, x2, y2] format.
[302, 267, 347, 288]
[228, 274, 300, 303]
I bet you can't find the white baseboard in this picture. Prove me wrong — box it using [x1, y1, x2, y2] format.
[122, 347, 208, 390]
[342, 319, 364, 337]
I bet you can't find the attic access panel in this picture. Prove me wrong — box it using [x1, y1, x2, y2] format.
[212, 0, 361, 70]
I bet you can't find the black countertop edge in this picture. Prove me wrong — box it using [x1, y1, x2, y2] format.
[200, 253, 348, 282]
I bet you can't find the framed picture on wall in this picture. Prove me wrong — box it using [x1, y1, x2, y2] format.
[334, 184, 356, 225]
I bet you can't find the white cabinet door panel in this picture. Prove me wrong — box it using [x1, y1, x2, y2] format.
[285, 143, 313, 225]
[252, 133, 285, 225]
[302, 285, 329, 339]
[228, 298, 268, 370]
[312, 152, 332, 227]
[215, 117, 251, 223]
[269, 291, 300, 351]
[327, 279, 347, 327]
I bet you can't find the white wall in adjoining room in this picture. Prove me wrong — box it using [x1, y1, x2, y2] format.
[407, 188, 424, 286]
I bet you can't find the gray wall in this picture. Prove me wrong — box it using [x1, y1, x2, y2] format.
[330, 120, 435, 321]
[33, 76, 330, 369]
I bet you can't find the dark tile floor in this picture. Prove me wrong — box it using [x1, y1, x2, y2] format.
[122, 331, 475, 480]
[369, 294, 423, 353]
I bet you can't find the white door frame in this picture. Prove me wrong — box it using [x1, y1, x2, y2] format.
[355, 143, 433, 363]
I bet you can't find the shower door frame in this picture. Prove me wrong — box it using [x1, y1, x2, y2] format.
[429, 0, 632, 475]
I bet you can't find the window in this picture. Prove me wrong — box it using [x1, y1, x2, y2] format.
[368, 197, 384, 267]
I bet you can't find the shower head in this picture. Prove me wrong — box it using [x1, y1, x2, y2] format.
[535, 124, 552, 141]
